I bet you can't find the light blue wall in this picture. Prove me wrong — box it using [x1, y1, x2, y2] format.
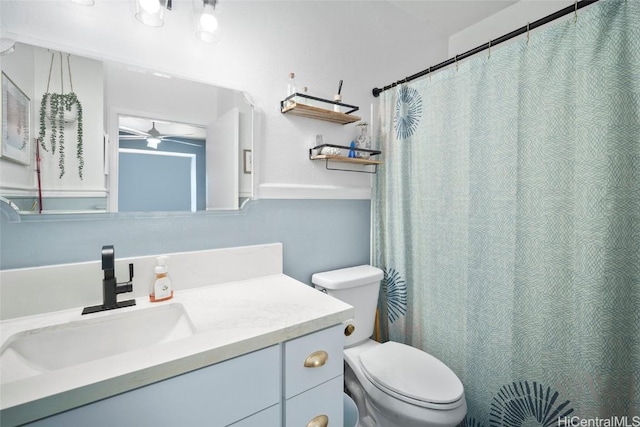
[0, 199, 371, 285]
[118, 152, 194, 212]
[119, 138, 207, 211]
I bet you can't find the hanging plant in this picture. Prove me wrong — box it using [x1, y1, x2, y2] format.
[38, 52, 84, 180]
[39, 92, 84, 179]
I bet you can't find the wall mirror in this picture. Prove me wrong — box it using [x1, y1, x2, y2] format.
[118, 116, 207, 212]
[0, 41, 254, 216]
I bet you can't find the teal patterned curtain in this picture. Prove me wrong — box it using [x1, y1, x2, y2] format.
[372, 1, 639, 425]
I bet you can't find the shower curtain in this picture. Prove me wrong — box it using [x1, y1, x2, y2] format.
[372, 1, 639, 425]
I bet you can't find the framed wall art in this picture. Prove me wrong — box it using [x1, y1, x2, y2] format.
[2, 72, 31, 165]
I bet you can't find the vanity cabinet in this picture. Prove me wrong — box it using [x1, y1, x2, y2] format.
[228, 405, 281, 426]
[284, 324, 344, 426]
[22, 325, 344, 427]
[286, 376, 343, 426]
[24, 345, 281, 427]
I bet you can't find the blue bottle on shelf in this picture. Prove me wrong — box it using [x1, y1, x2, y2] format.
[349, 141, 357, 158]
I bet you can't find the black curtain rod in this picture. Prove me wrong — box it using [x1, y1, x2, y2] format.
[372, 0, 601, 97]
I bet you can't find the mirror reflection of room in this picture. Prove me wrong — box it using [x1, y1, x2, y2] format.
[0, 42, 253, 214]
[118, 116, 206, 212]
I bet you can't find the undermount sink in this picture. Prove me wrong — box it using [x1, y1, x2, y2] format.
[0, 303, 195, 384]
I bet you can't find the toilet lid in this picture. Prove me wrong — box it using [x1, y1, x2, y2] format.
[359, 342, 464, 405]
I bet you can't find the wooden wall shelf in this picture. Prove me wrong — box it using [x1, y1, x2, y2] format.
[281, 94, 361, 125]
[309, 154, 382, 166]
[309, 144, 382, 174]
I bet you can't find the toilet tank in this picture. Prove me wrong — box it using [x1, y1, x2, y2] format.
[312, 265, 384, 347]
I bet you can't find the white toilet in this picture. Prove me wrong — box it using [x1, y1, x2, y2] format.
[312, 265, 467, 427]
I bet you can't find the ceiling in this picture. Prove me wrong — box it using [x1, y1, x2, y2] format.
[387, 0, 518, 39]
[119, 116, 206, 144]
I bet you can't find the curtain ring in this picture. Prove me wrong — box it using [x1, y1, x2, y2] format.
[455, 54, 459, 71]
[488, 40, 491, 59]
[574, 0, 578, 22]
[429, 66, 432, 82]
[526, 22, 530, 44]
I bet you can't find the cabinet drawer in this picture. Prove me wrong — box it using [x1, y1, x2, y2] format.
[284, 324, 343, 398]
[285, 376, 344, 427]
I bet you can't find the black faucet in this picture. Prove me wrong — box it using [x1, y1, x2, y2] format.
[82, 245, 136, 315]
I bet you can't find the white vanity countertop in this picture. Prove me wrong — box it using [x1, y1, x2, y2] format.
[0, 274, 353, 426]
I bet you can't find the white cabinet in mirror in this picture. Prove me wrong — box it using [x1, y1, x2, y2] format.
[0, 42, 254, 216]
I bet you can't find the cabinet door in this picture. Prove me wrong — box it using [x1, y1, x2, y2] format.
[284, 325, 343, 398]
[285, 376, 343, 427]
[227, 404, 280, 427]
[25, 345, 280, 427]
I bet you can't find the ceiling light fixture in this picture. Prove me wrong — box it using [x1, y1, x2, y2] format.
[133, 0, 220, 42]
[195, 0, 219, 43]
[146, 122, 162, 148]
[135, 0, 169, 27]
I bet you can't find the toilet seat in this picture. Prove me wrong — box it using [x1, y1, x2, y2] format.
[359, 341, 465, 410]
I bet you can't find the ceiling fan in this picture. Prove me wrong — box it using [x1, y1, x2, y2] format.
[119, 119, 205, 149]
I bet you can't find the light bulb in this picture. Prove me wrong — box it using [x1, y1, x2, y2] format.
[139, 0, 161, 14]
[136, 0, 164, 27]
[199, 4, 218, 32]
[146, 137, 161, 149]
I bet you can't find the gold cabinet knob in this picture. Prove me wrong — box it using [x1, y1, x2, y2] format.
[344, 324, 355, 336]
[304, 350, 328, 368]
[306, 414, 329, 427]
